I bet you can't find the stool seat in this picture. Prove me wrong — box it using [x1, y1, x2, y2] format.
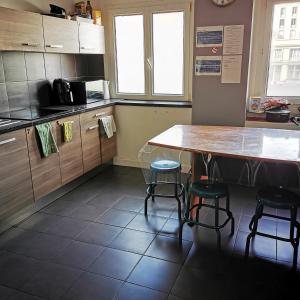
[150, 159, 181, 173]
[257, 186, 300, 209]
[190, 180, 228, 199]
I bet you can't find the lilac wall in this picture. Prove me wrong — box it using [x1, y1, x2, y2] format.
[192, 0, 253, 126]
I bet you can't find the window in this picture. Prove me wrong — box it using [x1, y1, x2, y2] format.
[277, 30, 285, 39]
[291, 18, 297, 27]
[292, 6, 298, 15]
[287, 65, 300, 80]
[290, 48, 300, 60]
[279, 18, 285, 28]
[249, 1, 300, 99]
[280, 7, 286, 17]
[108, 2, 191, 100]
[274, 49, 283, 61]
[290, 29, 297, 39]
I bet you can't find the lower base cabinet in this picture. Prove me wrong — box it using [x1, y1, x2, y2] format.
[0, 129, 34, 222]
[101, 135, 117, 163]
[26, 125, 62, 201]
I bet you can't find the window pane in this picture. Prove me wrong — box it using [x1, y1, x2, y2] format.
[114, 15, 145, 94]
[267, 3, 300, 96]
[152, 11, 184, 95]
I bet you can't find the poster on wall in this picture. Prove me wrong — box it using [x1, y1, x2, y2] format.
[223, 25, 244, 55]
[195, 56, 222, 76]
[221, 55, 242, 83]
[196, 26, 223, 47]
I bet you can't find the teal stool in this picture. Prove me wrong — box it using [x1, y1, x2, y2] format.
[179, 180, 234, 250]
[144, 159, 185, 220]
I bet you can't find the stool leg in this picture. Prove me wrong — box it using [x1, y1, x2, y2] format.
[290, 207, 299, 271]
[226, 194, 235, 236]
[215, 197, 221, 251]
[152, 173, 157, 202]
[245, 203, 262, 258]
[174, 173, 182, 220]
[144, 184, 153, 216]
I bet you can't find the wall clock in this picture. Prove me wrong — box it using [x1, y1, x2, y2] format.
[212, 0, 236, 7]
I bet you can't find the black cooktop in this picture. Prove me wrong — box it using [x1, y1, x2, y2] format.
[0, 108, 68, 121]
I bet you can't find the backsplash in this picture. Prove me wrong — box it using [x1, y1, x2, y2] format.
[0, 52, 104, 112]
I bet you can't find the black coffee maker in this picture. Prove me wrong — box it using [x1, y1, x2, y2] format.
[52, 79, 74, 105]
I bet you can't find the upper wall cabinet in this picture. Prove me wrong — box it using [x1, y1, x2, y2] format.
[43, 16, 79, 54]
[79, 23, 105, 54]
[0, 7, 44, 52]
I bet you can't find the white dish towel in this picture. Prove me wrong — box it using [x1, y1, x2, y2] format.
[101, 115, 116, 138]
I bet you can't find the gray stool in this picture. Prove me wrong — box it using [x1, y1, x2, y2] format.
[144, 159, 185, 220]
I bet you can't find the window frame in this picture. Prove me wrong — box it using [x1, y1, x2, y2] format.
[105, 1, 192, 101]
[249, 0, 300, 103]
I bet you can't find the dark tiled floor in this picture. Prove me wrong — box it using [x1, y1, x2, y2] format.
[0, 166, 299, 300]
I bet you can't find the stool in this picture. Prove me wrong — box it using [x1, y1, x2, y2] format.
[144, 159, 185, 220]
[179, 180, 235, 250]
[245, 186, 300, 271]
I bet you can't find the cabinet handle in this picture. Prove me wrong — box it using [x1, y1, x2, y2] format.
[95, 112, 106, 117]
[22, 42, 40, 47]
[88, 125, 99, 131]
[0, 137, 16, 146]
[57, 121, 74, 126]
[81, 46, 96, 50]
[46, 44, 64, 48]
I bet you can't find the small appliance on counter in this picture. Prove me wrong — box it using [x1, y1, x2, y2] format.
[51, 78, 104, 105]
[265, 108, 291, 123]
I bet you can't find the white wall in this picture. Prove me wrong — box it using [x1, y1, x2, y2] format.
[114, 105, 192, 171]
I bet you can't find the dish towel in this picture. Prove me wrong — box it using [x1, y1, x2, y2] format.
[99, 115, 116, 138]
[63, 121, 73, 143]
[35, 123, 59, 158]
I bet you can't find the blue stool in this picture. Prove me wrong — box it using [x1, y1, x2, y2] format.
[144, 159, 185, 220]
[179, 180, 234, 250]
[245, 186, 300, 271]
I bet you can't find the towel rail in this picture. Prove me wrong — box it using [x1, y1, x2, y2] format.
[88, 125, 99, 131]
[95, 112, 107, 117]
[57, 121, 74, 126]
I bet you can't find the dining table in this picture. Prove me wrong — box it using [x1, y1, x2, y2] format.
[148, 124, 300, 219]
[148, 124, 300, 183]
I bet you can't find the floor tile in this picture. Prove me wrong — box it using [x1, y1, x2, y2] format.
[43, 216, 90, 239]
[117, 283, 167, 300]
[89, 248, 141, 280]
[62, 272, 122, 300]
[167, 296, 184, 300]
[0, 285, 15, 299]
[0, 251, 40, 289]
[41, 200, 79, 217]
[127, 214, 167, 233]
[76, 223, 122, 246]
[145, 235, 192, 263]
[97, 209, 136, 227]
[50, 240, 105, 270]
[87, 193, 120, 208]
[21, 262, 82, 300]
[70, 204, 110, 221]
[113, 196, 145, 212]
[277, 240, 300, 263]
[17, 213, 57, 232]
[110, 228, 155, 254]
[159, 219, 195, 242]
[127, 256, 181, 293]
[6, 290, 45, 300]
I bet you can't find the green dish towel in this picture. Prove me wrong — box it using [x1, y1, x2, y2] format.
[35, 123, 59, 158]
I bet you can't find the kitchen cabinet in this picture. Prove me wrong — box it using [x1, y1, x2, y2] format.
[0, 130, 34, 223]
[54, 115, 84, 185]
[43, 16, 79, 54]
[26, 124, 62, 201]
[79, 23, 105, 54]
[80, 106, 116, 173]
[0, 7, 44, 52]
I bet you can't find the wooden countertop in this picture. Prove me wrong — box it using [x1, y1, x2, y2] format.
[148, 125, 300, 164]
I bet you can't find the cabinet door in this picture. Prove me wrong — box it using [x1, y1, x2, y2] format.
[55, 115, 84, 185]
[26, 125, 62, 201]
[101, 135, 117, 163]
[43, 16, 79, 53]
[0, 130, 34, 222]
[0, 7, 44, 52]
[80, 118, 101, 173]
[79, 23, 105, 54]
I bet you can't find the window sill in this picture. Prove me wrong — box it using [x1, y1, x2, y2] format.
[116, 99, 192, 108]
